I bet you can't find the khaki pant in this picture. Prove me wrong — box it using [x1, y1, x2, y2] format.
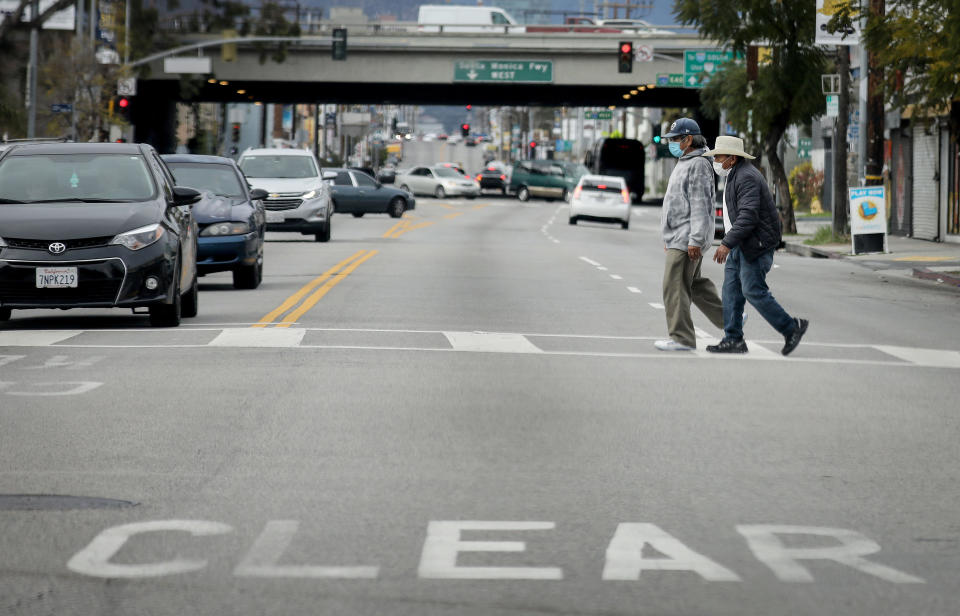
[662, 248, 724, 347]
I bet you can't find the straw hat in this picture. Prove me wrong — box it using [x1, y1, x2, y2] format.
[703, 136, 756, 160]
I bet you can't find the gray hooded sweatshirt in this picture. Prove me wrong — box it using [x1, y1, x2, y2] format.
[660, 147, 715, 251]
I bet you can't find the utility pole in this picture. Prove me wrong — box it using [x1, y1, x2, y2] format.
[27, 0, 39, 138]
[864, 0, 885, 186]
[833, 46, 850, 236]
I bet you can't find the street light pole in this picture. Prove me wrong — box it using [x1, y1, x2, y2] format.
[27, 0, 39, 138]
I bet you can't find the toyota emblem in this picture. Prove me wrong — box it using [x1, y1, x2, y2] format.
[47, 242, 67, 255]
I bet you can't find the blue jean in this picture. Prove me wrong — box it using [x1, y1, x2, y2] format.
[722, 247, 795, 340]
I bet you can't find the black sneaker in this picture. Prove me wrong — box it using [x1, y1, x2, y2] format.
[781, 318, 809, 356]
[706, 338, 748, 353]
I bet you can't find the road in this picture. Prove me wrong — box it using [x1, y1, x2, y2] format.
[2, 193, 959, 615]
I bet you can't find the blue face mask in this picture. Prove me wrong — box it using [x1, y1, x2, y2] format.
[668, 141, 685, 158]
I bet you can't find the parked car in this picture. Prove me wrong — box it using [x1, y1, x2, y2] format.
[475, 163, 509, 194]
[0, 142, 201, 327]
[396, 166, 480, 199]
[509, 160, 575, 202]
[377, 166, 397, 184]
[569, 175, 631, 229]
[162, 154, 268, 289]
[237, 147, 333, 242]
[326, 168, 415, 218]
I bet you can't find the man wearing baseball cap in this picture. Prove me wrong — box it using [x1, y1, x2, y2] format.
[653, 117, 725, 352]
[704, 136, 809, 356]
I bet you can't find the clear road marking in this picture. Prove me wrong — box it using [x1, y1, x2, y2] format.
[743, 340, 781, 359]
[648, 302, 665, 310]
[67, 520, 234, 578]
[210, 328, 306, 347]
[610, 274, 623, 280]
[254, 250, 371, 327]
[0, 330, 83, 346]
[874, 345, 960, 368]
[603, 523, 741, 581]
[443, 331, 543, 354]
[419, 521, 563, 580]
[23, 355, 105, 370]
[627, 287, 642, 294]
[235, 520, 379, 579]
[388, 221, 435, 239]
[579, 256, 602, 267]
[277, 251, 379, 327]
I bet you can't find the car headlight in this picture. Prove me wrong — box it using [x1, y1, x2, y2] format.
[201, 221, 251, 237]
[301, 189, 318, 199]
[110, 223, 165, 250]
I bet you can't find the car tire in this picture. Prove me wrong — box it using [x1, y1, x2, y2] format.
[569, 216, 578, 225]
[388, 197, 405, 218]
[517, 186, 530, 202]
[0, 307, 11, 321]
[181, 273, 199, 318]
[149, 276, 182, 328]
[434, 186, 445, 199]
[315, 219, 331, 242]
[621, 219, 630, 230]
[233, 260, 262, 289]
[352, 212, 365, 218]
[465, 195, 476, 200]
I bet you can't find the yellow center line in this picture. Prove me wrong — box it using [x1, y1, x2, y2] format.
[382, 219, 410, 238]
[276, 250, 379, 327]
[892, 256, 954, 262]
[389, 221, 435, 238]
[472, 203, 490, 210]
[253, 250, 369, 327]
[443, 212, 465, 219]
[432, 203, 455, 210]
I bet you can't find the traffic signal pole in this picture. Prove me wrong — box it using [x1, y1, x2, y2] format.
[27, 0, 39, 138]
[865, 0, 885, 187]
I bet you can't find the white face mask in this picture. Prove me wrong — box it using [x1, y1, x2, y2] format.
[713, 161, 731, 177]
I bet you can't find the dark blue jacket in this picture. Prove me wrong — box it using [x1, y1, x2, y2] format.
[720, 160, 782, 261]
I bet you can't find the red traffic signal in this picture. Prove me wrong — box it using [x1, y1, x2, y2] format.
[620, 42, 632, 54]
[118, 97, 129, 109]
[460, 123, 470, 137]
[466, 104, 472, 110]
[618, 41, 634, 73]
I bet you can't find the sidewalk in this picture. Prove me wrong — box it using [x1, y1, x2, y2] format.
[782, 216, 960, 290]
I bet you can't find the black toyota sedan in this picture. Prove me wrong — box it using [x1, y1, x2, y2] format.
[0, 142, 201, 327]
[162, 154, 267, 289]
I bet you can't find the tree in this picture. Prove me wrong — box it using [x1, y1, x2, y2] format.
[831, 0, 960, 125]
[673, 1, 828, 234]
[0, 0, 75, 47]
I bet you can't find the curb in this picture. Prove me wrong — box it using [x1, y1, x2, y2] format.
[912, 268, 960, 287]
[782, 241, 845, 260]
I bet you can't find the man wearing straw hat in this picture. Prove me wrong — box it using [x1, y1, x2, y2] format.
[703, 136, 809, 356]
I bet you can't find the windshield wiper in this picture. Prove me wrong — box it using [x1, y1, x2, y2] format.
[25, 197, 138, 203]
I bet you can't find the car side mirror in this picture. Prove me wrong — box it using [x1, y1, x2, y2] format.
[249, 188, 268, 200]
[172, 186, 202, 206]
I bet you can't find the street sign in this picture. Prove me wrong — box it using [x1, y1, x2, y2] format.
[454, 60, 553, 83]
[849, 186, 887, 254]
[50, 103, 73, 113]
[683, 49, 736, 88]
[584, 111, 613, 120]
[635, 44, 653, 63]
[656, 73, 684, 87]
[825, 95, 839, 117]
[117, 77, 136, 96]
[798, 137, 812, 160]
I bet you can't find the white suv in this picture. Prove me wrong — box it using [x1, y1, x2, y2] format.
[237, 148, 333, 242]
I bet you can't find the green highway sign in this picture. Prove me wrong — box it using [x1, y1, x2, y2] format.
[656, 73, 685, 87]
[683, 49, 737, 88]
[454, 60, 553, 83]
[585, 111, 613, 120]
[798, 137, 812, 160]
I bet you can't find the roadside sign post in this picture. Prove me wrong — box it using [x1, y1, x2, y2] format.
[656, 73, 684, 87]
[50, 103, 73, 113]
[683, 50, 736, 88]
[849, 186, 887, 255]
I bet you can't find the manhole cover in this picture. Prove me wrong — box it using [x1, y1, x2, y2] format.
[0, 495, 138, 511]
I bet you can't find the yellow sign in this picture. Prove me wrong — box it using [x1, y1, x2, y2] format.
[221, 29, 237, 63]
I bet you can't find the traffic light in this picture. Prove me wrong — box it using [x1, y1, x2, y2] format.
[652, 123, 669, 158]
[231, 123, 241, 142]
[332, 27, 347, 60]
[465, 104, 472, 111]
[461, 123, 470, 137]
[618, 41, 633, 73]
[115, 97, 132, 122]
[529, 140, 537, 157]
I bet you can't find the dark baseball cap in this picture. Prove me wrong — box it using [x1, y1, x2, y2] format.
[664, 118, 701, 138]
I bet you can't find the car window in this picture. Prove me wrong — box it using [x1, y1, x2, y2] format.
[334, 171, 353, 186]
[491, 11, 510, 24]
[355, 172, 377, 187]
[412, 168, 427, 176]
[581, 178, 624, 193]
[434, 167, 460, 178]
[0, 153, 156, 203]
[239, 155, 318, 179]
[166, 162, 245, 197]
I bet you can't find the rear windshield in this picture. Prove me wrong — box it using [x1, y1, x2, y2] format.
[0, 153, 155, 203]
[239, 155, 317, 179]
[582, 179, 624, 193]
[166, 162, 244, 197]
[434, 167, 461, 178]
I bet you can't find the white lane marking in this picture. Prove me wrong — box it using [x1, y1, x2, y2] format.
[443, 331, 543, 354]
[874, 345, 960, 368]
[4, 381, 102, 396]
[23, 355, 105, 370]
[209, 328, 305, 348]
[737, 525, 925, 584]
[627, 287, 642, 294]
[597, 266, 609, 271]
[0, 330, 83, 346]
[67, 520, 234, 579]
[648, 303, 665, 310]
[579, 256, 602, 267]
[0, 355, 26, 367]
[744, 341, 781, 359]
[418, 521, 562, 580]
[609, 274, 623, 280]
[603, 523, 741, 581]
[235, 520, 379, 579]
[552, 239, 560, 244]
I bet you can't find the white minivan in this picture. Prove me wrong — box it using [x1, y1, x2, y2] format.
[417, 5, 523, 33]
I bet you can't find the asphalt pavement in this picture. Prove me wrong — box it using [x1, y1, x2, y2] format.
[2, 195, 959, 615]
